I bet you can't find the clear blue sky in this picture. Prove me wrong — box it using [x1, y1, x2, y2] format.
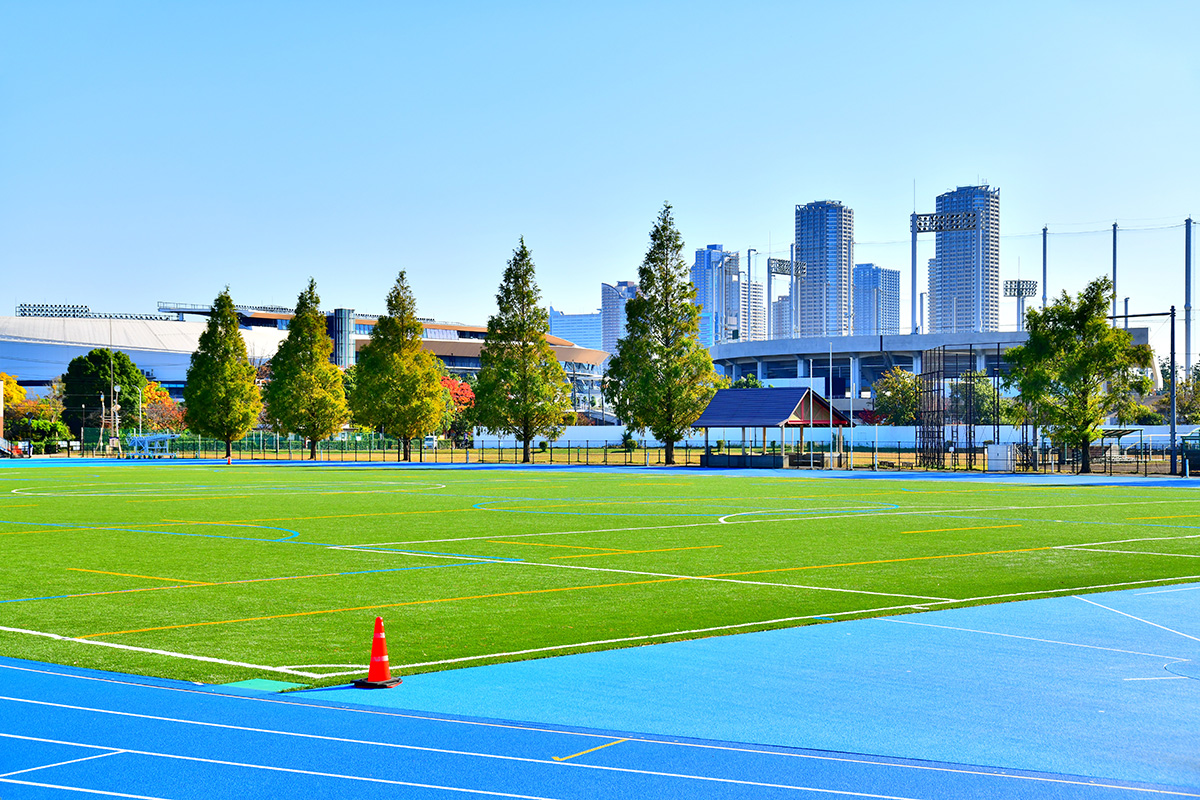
[2, 1, 1197, 353]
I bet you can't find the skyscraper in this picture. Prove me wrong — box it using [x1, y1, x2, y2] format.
[601, 281, 637, 354]
[795, 201, 853, 337]
[927, 185, 1000, 333]
[852, 263, 901, 335]
[691, 244, 741, 346]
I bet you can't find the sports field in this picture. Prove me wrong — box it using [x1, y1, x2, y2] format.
[2, 462, 1199, 688]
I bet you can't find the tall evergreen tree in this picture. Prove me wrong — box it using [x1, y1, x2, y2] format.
[1004, 276, 1152, 473]
[604, 203, 720, 464]
[262, 279, 349, 459]
[350, 271, 447, 460]
[183, 288, 262, 458]
[475, 237, 572, 462]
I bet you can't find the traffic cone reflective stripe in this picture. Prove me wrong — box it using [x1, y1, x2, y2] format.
[354, 616, 402, 689]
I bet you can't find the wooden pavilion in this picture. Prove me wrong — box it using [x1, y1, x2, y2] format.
[693, 388, 852, 468]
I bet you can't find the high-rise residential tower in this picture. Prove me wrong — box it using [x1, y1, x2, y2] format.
[927, 185, 1000, 333]
[600, 280, 637, 354]
[852, 263, 901, 335]
[691, 244, 741, 346]
[741, 279, 765, 341]
[795, 200, 853, 337]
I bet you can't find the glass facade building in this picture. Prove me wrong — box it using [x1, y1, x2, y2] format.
[691, 244, 741, 347]
[547, 307, 603, 350]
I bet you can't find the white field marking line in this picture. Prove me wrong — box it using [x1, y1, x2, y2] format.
[0, 735, 560, 800]
[0, 625, 348, 679]
[1124, 676, 1190, 681]
[0, 667, 1193, 797]
[509, 558, 954, 601]
[0, 777, 169, 799]
[0, 749, 124, 778]
[1062, 547, 1200, 558]
[718, 507, 887, 523]
[1074, 595, 1200, 644]
[326, 547, 518, 564]
[348, 496, 1200, 549]
[1056, 532, 1200, 549]
[0, 723, 921, 800]
[882, 618, 1190, 661]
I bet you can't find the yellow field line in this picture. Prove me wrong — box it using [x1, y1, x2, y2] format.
[901, 524, 1023, 534]
[79, 545, 1060, 639]
[550, 545, 723, 560]
[552, 739, 628, 762]
[0, 528, 89, 536]
[67, 568, 212, 585]
[79, 576, 691, 638]
[1128, 514, 1200, 520]
[0, 504, 40, 508]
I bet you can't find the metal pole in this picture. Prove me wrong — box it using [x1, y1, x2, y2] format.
[910, 213, 918, 334]
[1171, 305, 1178, 475]
[1042, 225, 1048, 310]
[1187, 218, 1193, 373]
[1124, 298, 1129, 330]
[1112, 222, 1119, 323]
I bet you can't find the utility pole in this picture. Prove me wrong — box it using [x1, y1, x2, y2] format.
[1186, 218, 1193, 373]
[1042, 226, 1048, 310]
[1112, 222, 1119, 323]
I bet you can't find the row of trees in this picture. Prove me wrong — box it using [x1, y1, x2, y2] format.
[868, 276, 1153, 474]
[180, 203, 722, 464]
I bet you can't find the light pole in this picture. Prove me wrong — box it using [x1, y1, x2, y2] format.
[81, 403, 86, 457]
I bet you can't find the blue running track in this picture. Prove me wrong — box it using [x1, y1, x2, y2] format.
[4, 582, 1200, 798]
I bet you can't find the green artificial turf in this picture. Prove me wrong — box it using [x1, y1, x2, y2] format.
[1, 463, 1198, 687]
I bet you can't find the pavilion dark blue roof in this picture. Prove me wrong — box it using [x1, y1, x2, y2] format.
[692, 388, 850, 428]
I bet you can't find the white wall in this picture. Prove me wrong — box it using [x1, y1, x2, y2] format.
[472, 424, 1200, 449]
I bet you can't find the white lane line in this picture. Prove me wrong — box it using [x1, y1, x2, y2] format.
[881, 618, 1189, 661]
[1, 666, 1195, 797]
[3, 716, 1195, 797]
[0, 735, 559, 799]
[0, 625, 342, 678]
[0, 749, 124, 778]
[0, 777, 168, 798]
[1074, 596, 1200, 644]
[0, 729, 916, 800]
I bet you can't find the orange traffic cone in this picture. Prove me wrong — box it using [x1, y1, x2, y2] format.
[353, 616, 402, 688]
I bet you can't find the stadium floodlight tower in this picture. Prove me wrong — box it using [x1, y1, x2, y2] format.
[1004, 279, 1037, 331]
[910, 207, 984, 333]
[766, 253, 804, 339]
